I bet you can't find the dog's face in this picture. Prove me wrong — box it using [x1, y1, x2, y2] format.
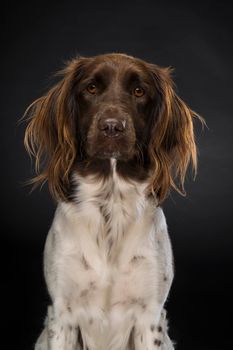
[24, 53, 201, 202]
[76, 55, 157, 161]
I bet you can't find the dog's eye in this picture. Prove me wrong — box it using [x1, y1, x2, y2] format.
[86, 84, 97, 94]
[134, 87, 145, 97]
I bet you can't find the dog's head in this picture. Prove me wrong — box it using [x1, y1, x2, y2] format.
[24, 53, 202, 202]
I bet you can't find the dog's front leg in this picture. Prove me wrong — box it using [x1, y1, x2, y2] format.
[35, 305, 79, 350]
[134, 310, 174, 350]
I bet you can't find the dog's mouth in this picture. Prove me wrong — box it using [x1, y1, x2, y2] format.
[102, 136, 122, 156]
[85, 115, 137, 161]
[93, 138, 127, 160]
[86, 134, 136, 161]
[102, 149, 121, 159]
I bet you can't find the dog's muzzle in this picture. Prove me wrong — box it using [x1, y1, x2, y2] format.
[97, 118, 126, 138]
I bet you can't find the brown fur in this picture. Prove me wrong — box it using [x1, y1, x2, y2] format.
[23, 53, 204, 203]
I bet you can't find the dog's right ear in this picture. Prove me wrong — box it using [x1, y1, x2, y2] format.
[145, 63, 205, 203]
[23, 57, 89, 201]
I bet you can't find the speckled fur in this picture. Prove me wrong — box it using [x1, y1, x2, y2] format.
[35, 159, 174, 350]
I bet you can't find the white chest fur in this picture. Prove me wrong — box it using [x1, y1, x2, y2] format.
[43, 161, 173, 350]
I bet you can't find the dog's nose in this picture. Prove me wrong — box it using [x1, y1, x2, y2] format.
[98, 118, 125, 137]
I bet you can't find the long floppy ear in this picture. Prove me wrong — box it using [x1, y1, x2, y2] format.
[23, 57, 88, 201]
[147, 64, 204, 203]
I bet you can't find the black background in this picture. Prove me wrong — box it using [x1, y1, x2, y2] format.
[2, 1, 233, 349]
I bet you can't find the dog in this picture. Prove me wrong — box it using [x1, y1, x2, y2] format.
[24, 53, 201, 350]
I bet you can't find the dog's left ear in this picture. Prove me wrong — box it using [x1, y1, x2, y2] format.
[23, 57, 88, 201]
[146, 63, 204, 203]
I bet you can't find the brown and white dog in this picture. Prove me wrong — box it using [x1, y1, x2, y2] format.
[24, 53, 201, 350]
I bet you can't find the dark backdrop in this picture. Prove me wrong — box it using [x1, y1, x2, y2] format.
[2, 1, 233, 349]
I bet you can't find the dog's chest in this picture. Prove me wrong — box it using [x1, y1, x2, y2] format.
[48, 173, 160, 347]
[60, 174, 156, 293]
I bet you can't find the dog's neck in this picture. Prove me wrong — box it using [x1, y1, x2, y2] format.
[70, 157, 150, 201]
[64, 158, 156, 259]
[73, 157, 150, 184]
